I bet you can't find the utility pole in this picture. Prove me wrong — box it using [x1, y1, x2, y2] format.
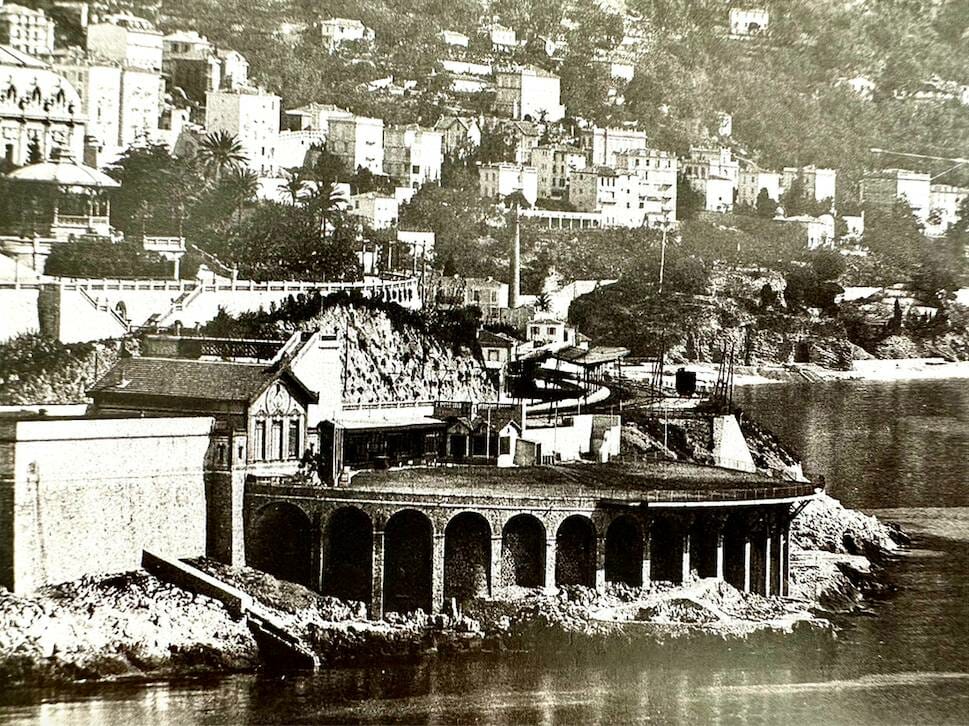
[869, 148, 969, 181]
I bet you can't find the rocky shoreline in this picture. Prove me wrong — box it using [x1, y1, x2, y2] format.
[0, 494, 906, 687]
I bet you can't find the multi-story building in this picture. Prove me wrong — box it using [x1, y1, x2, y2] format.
[494, 66, 564, 122]
[683, 146, 739, 212]
[479, 163, 538, 206]
[284, 103, 351, 133]
[738, 168, 782, 207]
[926, 184, 969, 237]
[55, 54, 162, 160]
[383, 125, 443, 188]
[781, 165, 837, 204]
[327, 115, 384, 176]
[204, 87, 281, 176]
[0, 46, 85, 167]
[162, 32, 249, 104]
[0, 3, 55, 57]
[729, 8, 769, 36]
[530, 144, 587, 200]
[86, 13, 163, 72]
[320, 17, 374, 52]
[860, 168, 931, 225]
[570, 166, 669, 228]
[488, 23, 517, 51]
[433, 116, 481, 155]
[350, 191, 399, 229]
[579, 127, 649, 167]
[775, 214, 836, 250]
[614, 148, 678, 226]
[216, 48, 249, 89]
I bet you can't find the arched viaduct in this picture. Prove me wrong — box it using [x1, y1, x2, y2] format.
[244, 465, 816, 619]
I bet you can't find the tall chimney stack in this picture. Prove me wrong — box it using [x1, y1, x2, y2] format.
[509, 211, 521, 308]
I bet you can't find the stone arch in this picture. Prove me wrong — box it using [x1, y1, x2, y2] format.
[384, 508, 433, 614]
[650, 515, 684, 584]
[605, 514, 643, 587]
[444, 511, 491, 604]
[501, 513, 545, 588]
[323, 506, 373, 604]
[247, 502, 313, 588]
[555, 515, 596, 587]
[690, 514, 719, 579]
[723, 512, 748, 590]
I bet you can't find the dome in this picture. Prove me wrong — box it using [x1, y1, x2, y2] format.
[7, 153, 120, 188]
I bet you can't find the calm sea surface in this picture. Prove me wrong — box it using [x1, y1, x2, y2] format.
[1, 379, 968, 725]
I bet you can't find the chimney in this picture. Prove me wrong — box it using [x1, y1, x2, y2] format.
[509, 211, 521, 308]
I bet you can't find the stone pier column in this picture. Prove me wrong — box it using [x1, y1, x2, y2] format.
[490, 535, 503, 596]
[763, 530, 773, 596]
[595, 536, 607, 590]
[715, 527, 725, 581]
[742, 535, 752, 593]
[544, 538, 557, 591]
[432, 533, 446, 613]
[315, 515, 327, 594]
[781, 525, 790, 597]
[371, 529, 385, 621]
[641, 518, 651, 586]
[681, 525, 692, 584]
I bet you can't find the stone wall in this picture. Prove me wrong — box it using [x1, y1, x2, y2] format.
[0, 416, 213, 593]
[0, 288, 40, 342]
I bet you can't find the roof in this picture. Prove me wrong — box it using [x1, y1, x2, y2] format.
[478, 330, 519, 348]
[7, 154, 120, 188]
[338, 413, 446, 431]
[88, 357, 317, 404]
[0, 44, 47, 68]
[552, 345, 629, 367]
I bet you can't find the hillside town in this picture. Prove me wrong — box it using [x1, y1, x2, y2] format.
[0, 0, 966, 715]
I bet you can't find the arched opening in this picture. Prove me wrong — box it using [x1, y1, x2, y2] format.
[723, 513, 748, 590]
[555, 515, 596, 587]
[383, 509, 433, 614]
[605, 514, 643, 587]
[501, 514, 545, 588]
[690, 515, 719, 579]
[444, 511, 491, 605]
[247, 502, 313, 588]
[650, 516, 683, 584]
[323, 507, 373, 604]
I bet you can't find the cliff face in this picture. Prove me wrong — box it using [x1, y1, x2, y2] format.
[311, 304, 496, 405]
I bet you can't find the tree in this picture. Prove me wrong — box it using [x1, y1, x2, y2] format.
[676, 174, 704, 221]
[861, 199, 925, 278]
[755, 188, 778, 218]
[221, 166, 260, 224]
[197, 130, 248, 181]
[282, 169, 307, 206]
[810, 248, 846, 281]
[535, 291, 552, 312]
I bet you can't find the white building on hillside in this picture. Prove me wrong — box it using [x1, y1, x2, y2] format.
[570, 167, 662, 228]
[495, 66, 564, 122]
[926, 184, 969, 238]
[204, 87, 281, 176]
[729, 8, 769, 37]
[383, 125, 443, 188]
[614, 148, 678, 226]
[775, 214, 835, 250]
[579, 127, 649, 167]
[479, 163, 538, 206]
[433, 116, 481, 154]
[530, 144, 587, 200]
[284, 103, 351, 133]
[439, 30, 469, 47]
[86, 13, 163, 72]
[738, 169, 782, 207]
[320, 18, 374, 51]
[327, 115, 384, 175]
[781, 165, 837, 205]
[683, 147, 739, 212]
[860, 168, 931, 225]
[488, 24, 517, 51]
[0, 3, 55, 57]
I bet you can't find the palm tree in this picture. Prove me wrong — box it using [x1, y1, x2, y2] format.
[306, 180, 348, 236]
[282, 169, 307, 206]
[222, 166, 260, 224]
[197, 130, 248, 181]
[536, 291, 552, 313]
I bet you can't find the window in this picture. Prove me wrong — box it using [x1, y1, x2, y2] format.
[271, 420, 283, 460]
[254, 420, 266, 460]
[499, 436, 511, 455]
[547, 326, 556, 335]
[288, 419, 301, 458]
[488, 349, 499, 361]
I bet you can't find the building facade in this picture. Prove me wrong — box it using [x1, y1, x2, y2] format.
[926, 184, 968, 238]
[433, 116, 481, 155]
[320, 17, 374, 51]
[86, 13, 163, 72]
[383, 125, 442, 188]
[614, 148, 678, 226]
[781, 165, 837, 204]
[738, 169, 782, 207]
[494, 66, 564, 122]
[204, 87, 281, 176]
[530, 144, 587, 200]
[683, 147, 739, 212]
[860, 169, 931, 225]
[580, 127, 649, 167]
[479, 162, 538, 206]
[0, 3, 55, 57]
[328, 115, 384, 175]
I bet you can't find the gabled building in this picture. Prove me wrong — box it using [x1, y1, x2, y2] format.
[613, 148, 678, 226]
[284, 103, 352, 132]
[479, 162, 538, 206]
[433, 116, 481, 155]
[320, 17, 374, 52]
